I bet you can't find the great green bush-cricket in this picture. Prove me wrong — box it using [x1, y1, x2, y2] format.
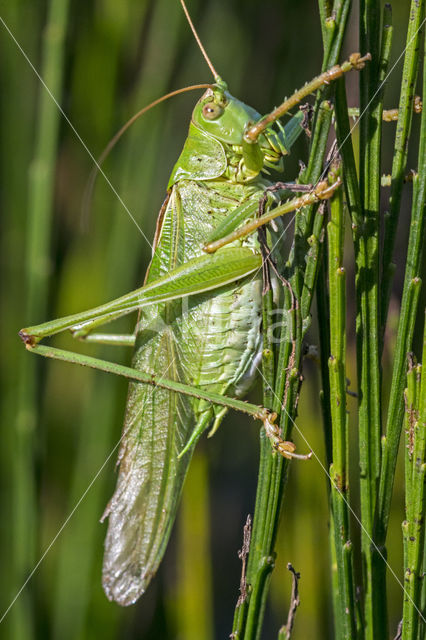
[19, 0, 369, 606]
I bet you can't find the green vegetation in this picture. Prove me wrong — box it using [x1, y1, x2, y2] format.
[0, 0, 424, 638]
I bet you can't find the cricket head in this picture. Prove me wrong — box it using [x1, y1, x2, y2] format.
[188, 80, 286, 182]
[178, 0, 289, 183]
[192, 79, 261, 146]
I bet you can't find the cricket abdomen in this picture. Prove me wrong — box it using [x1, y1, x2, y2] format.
[152, 178, 264, 407]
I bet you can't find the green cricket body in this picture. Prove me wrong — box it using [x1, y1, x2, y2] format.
[16, 41, 366, 607]
[101, 80, 294, 605]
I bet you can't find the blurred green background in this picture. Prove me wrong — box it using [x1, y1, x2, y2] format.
[0, 0, 418, 638]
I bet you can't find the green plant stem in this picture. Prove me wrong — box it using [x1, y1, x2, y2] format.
[329, 77, 366, 638]
[380, 0, 425, 343]
[376, 6, 426, 549]
[418, 480, 426, 640]
[318, 0, 351, 71]
[25, 344, 266, 419]
[317, 257, 333, 469]
[333, 75, 371, 640]
[12, 1, 69, 637]
[242, 281, 301, 640]
[402, 330, 426, 640]
[233, 3, 352, 635]
[317, 248, 345, 636]
[301, 198, 327, 324]
[358, 2, 391, 635]
[231, 258, 283, 639]
[176, 448, 213, 640]
[296, 0, 352, 264]
[238, 174, 331, 639]
[327, 166, 356, 639]
[235, 191, 329, 639]
[308, 0, 352, 493]
[242, 441, 284, 640]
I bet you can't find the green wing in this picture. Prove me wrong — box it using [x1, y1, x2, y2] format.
[102, 179, 263, 605]
[102, 309, 208, 605]
[101, 185, 213, 606]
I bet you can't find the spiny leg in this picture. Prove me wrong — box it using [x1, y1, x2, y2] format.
[204, 178, 341, 253]
[206, 182, 315, 248]
[204, 54, 376, 253]
[19, 247, 261, 345]
[25, 342, 310, 461]
[245, 53, 372, 144]
[257, 225, 301, 449]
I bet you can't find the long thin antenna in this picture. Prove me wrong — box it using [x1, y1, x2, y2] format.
[82, 83, 212, 222]
[180, 0, 219, 79]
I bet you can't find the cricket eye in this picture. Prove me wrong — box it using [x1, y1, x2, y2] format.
[202, 102, 224, 120]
